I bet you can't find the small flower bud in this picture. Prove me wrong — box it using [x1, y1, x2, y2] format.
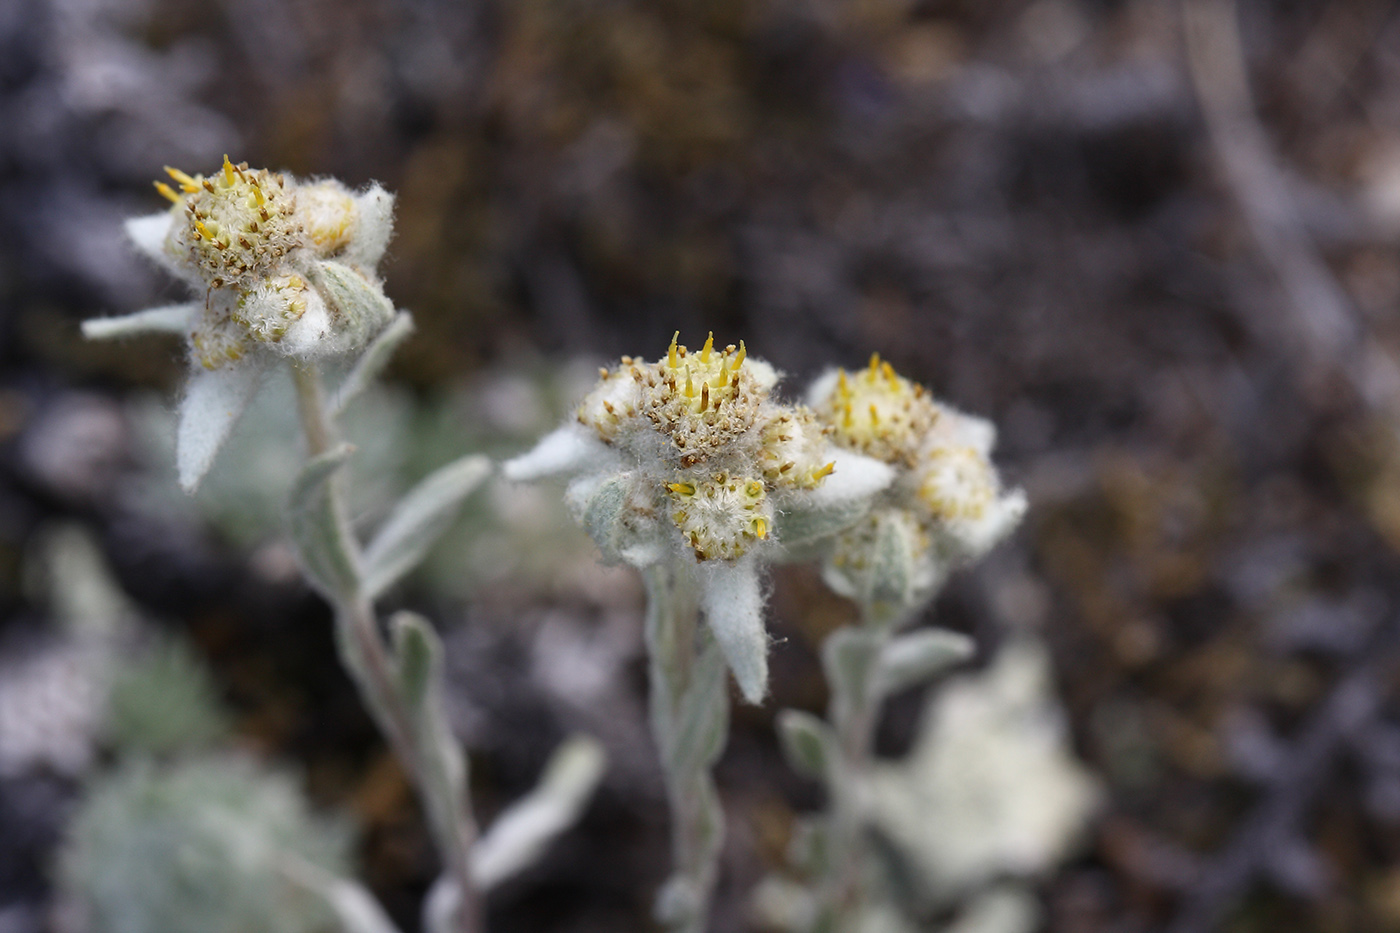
[667, 472, 773, 562]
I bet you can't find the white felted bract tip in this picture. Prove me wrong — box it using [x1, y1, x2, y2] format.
[124, 212, 198, 287]
[82, 303, 197, 340]
[745, 359, 780, 393]
[124, 212, 174, 264]
[699, 558, 769, 704]
[276, 285, 336, 358]
[504, 424, 611, 482]
[804, 368, 840, 408]
[805, 449, 895, 507]
[947, 487, 1027, 560]
[344, 185, 395, 270]
[176, 362, 264, 492]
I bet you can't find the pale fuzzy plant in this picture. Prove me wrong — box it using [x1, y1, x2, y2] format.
[59, 754, 354, 933]
[868, 638, 1100, 908]
[763, 357, 1029, 932]
[504, 333, 895, 932]
[84, 159, 605, 933]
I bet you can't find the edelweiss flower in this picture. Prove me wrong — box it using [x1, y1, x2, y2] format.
[83, 157, 397, 491]
[807, 355, 1026, 621]
[504, 334, 894, 702]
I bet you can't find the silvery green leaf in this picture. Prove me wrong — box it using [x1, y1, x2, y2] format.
[422, 876, 461, 933]
[822, 628, 881, 707]
[667, 637, 730, 778]
[388, 612, 468, 850]
[776, 710, 837, 782]
[655, 877, 702, 929]
[288, 444, 360, 600]
[82, 303, 197, 340]
[178, 361, 265, 493]
[568, 472, 664, 568]
[774, 497, 870, 555]
[874, 628, 975, 698]
[472, 735, 607, 891]
[699, 557, 769, 704]
[281, 857, 403, 933]
[308, 260, 395, 354]
[787, 816, 832, 877]
[868, 512, 917, 609]
[654, 776, 725, 928]
[361, 454, 492, 599]
[330, 312, 415, 415]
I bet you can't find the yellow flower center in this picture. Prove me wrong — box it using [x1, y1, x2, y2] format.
[666, 472, 772, 561]
[820, 353, 938, 466]
[161, 156, 302, 290]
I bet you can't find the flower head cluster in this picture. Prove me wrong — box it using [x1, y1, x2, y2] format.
[808, 355, 1026, 622]
[83, 157, 398, 491]
[505, 334, 894, 701]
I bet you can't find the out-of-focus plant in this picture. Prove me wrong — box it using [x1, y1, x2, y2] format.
[84, 159, 606, 933]
[756, 358, 1066, 933]
[102, 633, 231, 756]
[505, 333, 894, 932]
[868, 638, 1100, 910]
[59, 755, 354, 933]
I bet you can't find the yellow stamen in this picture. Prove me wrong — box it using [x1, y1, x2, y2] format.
[164, 166, 199, 192]
[685, 372, 696, 398]
[837, 368, 850, 400]
[668, 482, 696, 496]
[222, 154, 235, 185]
[882, 361, 897, 385]
[700, 383, 710, 411]
[869, 404, 880, 425]
[868, 352, 881, 374]
[843, 402, 853, 428]
[194, 219, 214, 239]
[154, 181, 181, 204]
[813, 461, 836, 481]
[746, 481, 764, 497]
[753, 517, 769, 539]
[668, 331, 680, 368]
[734, 341, 747, 369]
[701, 332, 713, 363]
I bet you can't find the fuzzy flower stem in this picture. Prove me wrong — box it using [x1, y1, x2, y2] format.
[643, 560, 729, 933]
[291, 362, 485, 933]
[819, 602, 903, 926]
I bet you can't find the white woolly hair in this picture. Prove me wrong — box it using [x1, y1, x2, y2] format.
[176, 362, 264, 492]
[503, 424, 616, 482]
[804, 367, 841, 409]
[698, 556, 770, 704]
[343, 185, 396, 271]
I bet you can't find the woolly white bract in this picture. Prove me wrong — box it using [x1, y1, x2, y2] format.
[505, 334, 893, 702]
[83, 157, 397, 491]
[808, 355, 1026, 622]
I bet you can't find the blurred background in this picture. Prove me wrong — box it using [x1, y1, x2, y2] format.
[5, 0, 1400, 930]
